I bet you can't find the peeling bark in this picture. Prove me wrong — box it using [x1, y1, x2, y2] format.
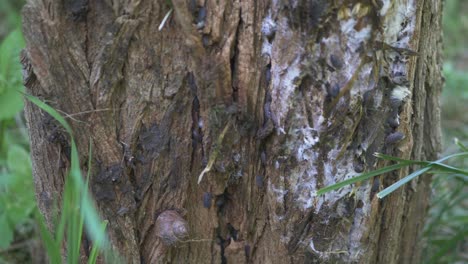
[22, 0, 442, 263]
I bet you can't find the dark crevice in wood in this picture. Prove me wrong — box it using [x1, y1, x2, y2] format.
[230, 7, 242, 105]
[188, 72, 204, 171]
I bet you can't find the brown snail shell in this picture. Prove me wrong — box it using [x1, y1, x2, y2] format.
[155, 210, 189, 245]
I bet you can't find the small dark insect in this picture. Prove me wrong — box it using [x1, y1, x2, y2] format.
[327, 83, 341, 98]
[387, 116, 400, 128]
[202, 192, 212, 208]
[197, 7, 207, 23]
[265, 66, 272, 85]
[196, 7, 207, 29]
[215, 193, 228, 212]
[255, 175, 264, 188]
[370, 177, 380, 199]
[385, 131, 405, 144]
[353, 161, 364, 173]
[329, 54, 343, 70]
[244, 244, 251, 258]
[202, 35, 210, 47]
[260, 151, 267, 166]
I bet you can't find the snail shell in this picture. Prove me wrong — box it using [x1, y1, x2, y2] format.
[155, 210, 189, 245]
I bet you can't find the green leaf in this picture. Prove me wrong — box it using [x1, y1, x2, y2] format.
[377, 166, 432, 199]
[35, 209, 61, 264]
[430, 227, 468, 262]
[0, 88, 23, 121]
[316, 163, 410, 195]
[23, 94, 74, 136]
[0, 172, 14, 187]
[25, 94, 111, 260]
[7, 145, 31, 176]
[454, 138, 468, 152]
[0, 29, 25, 87]
[88, 220, 108, 264]
[0, 29, 25, 120]
[0, 213, 14, 249]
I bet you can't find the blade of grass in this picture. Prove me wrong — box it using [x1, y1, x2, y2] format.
[454, 138, 468, 152]
[55, 182, 69, 243]
[429, 162, 468, 175]
[430, 227, 468, 262]
[77, 140, 93, 261]
[374, 152, 426, 165]
[376, 152, 468, 171]
[316, 163, 410, 195]
[23, 94, 73, 136]
[88, 220, 108, 264]
[431, 151, 468, 164]
[35, 209, 61, 264]
[376, 166, 432, 199]
[25, 94, 110, 259]
[66, 172, 80, 264]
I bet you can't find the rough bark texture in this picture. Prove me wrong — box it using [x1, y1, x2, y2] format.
[22, 0, 442, 263]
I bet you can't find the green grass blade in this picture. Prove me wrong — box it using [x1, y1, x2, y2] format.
[377, 166, 432, 199]
[430, 227, 468, 262]
[35, 209, 61, 264]
[23, 93, 73, 136]
[77, 140, 93, 263]
[454, 138, 468, 152]
[376, 152, 468, 168]
[431, 151, 468, 164]
[316, 163, 409, 195]
[25, 94, 110, 259]
[88, 220, 108, 264]
[55, 181, 70, 243]
[430, 162, 468, 175]
[374, 152, 426, 165]
[69, 141, 83, 264]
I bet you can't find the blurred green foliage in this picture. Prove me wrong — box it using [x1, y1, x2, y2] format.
[0, 0, 24, 40]
[0, 1, 36, 262]
[0, 29, 25, 120]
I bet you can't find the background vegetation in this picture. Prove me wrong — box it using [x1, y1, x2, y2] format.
[0, 1, 466, 263]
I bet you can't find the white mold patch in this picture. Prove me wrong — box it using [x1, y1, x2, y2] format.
[379, 0, 392, 16]
[261, 14, 277, 37]
[319, 154, 359, 207]
[270, 55, 302, 130]
[290, 164, 319, 210]
[293, 126, 319, 161]
[269, 181, 288, 203]
[347, 185, 372, 258]
[381, 0, 416, 45]
[351, 63, 374, 97]
[340, 18, 372, 53]
[262, 40, 272, 56]
[391, 85, 411, 101]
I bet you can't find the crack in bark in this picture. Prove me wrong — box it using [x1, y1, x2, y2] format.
[188, 72, 205, 171]
[230, 7, 242, 105]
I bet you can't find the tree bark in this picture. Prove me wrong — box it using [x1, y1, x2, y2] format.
[21, 0, 442, 263]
